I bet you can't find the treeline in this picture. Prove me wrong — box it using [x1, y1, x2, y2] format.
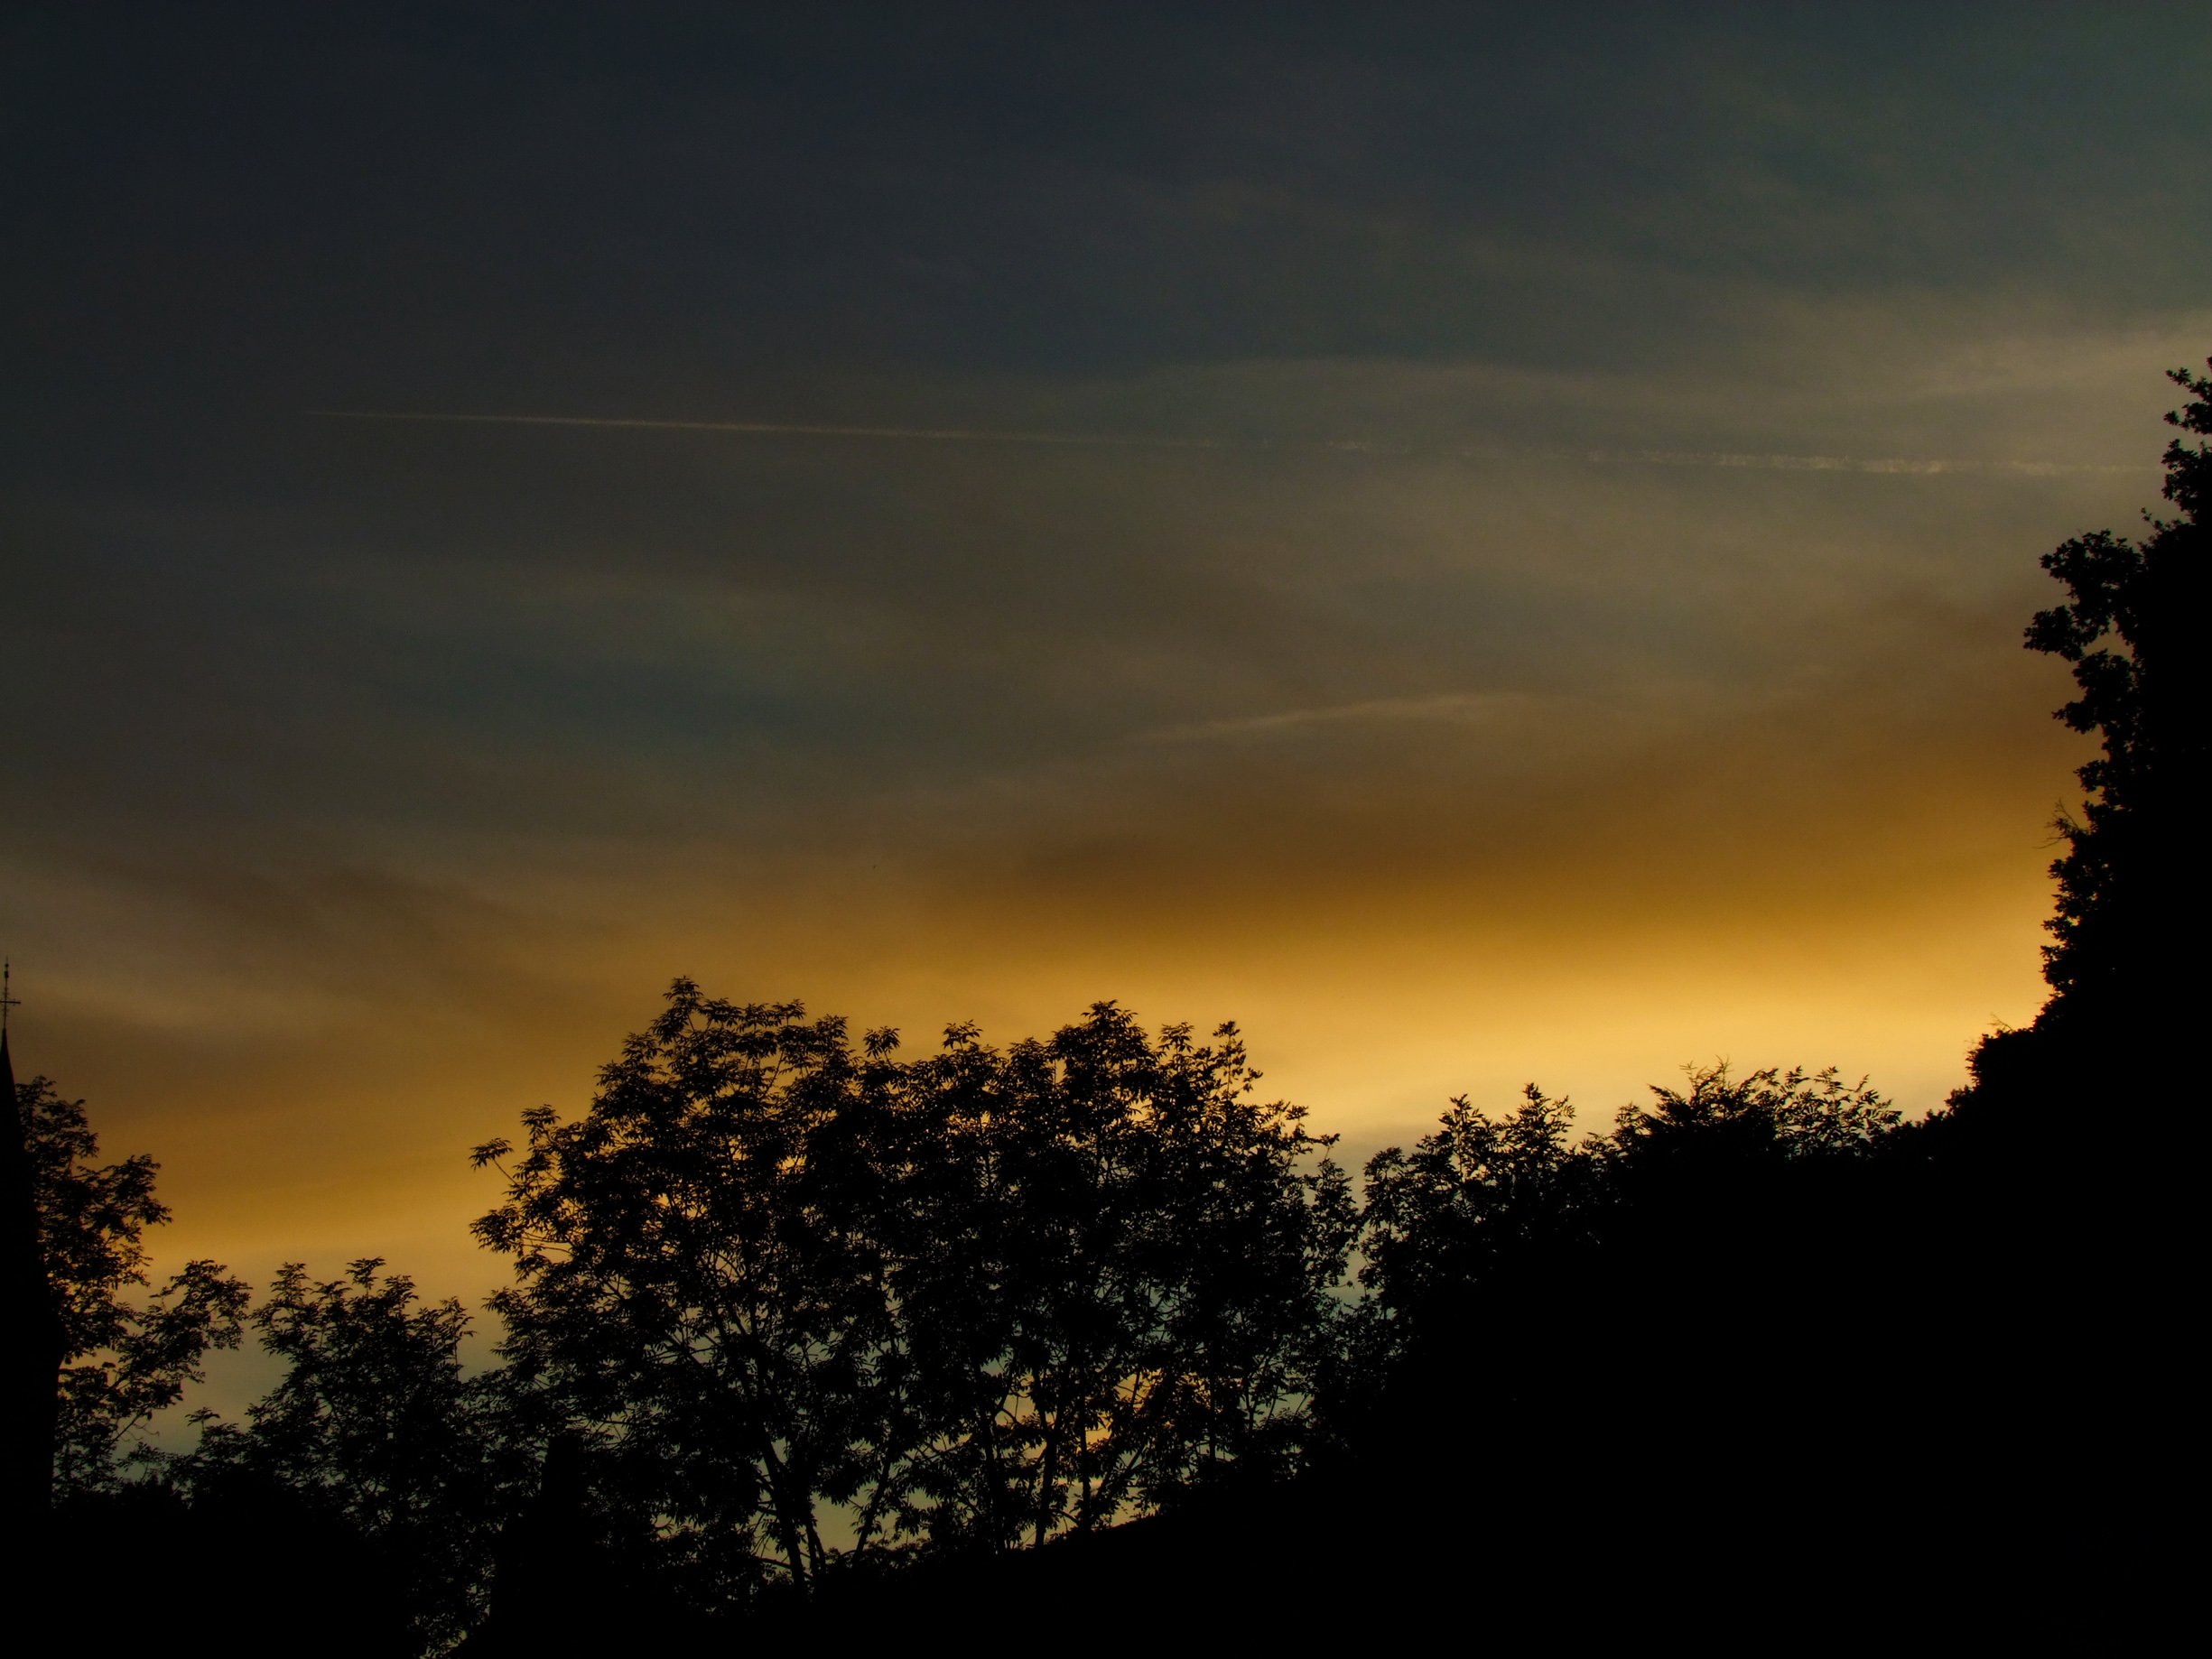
[15, 1016, 1919, 1649]
[13, 361, 2202, 1650]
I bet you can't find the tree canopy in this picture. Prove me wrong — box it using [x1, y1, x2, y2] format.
[182, 1259, 517, 1653]
[2023, 360, 2209, 1025]
[468, 982, 1354, 1599]
[14, 1072, 247, 1497]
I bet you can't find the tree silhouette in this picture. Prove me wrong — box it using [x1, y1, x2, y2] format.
[887, 1005, 1352, 1549]
[1351, 1084, 1593, 1380]
[12, 1072, 247, 1497]
[472, 982, 910, 1599]
[2022, 360, 2209, 1030]
[1346, 1063, 1896, 1417]
[1922, 357, 2212, 1612]
[182, 1259, 517, 1652]
[469, 982, 1353, 1602]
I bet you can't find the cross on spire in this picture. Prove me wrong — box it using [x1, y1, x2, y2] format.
[0, 960, 17, 1036]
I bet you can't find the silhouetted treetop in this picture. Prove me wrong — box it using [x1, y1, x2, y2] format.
[1605, 1061, 1899, 1164]
[1353, 1063, 1893, 1331]
[1358, 1084, 1593, 1321]
[2024, 361, 2209, 1019]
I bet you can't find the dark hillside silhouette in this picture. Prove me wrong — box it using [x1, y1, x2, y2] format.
[1921, 359, 2211, 1617]
[1278, 365, 2212, 1636]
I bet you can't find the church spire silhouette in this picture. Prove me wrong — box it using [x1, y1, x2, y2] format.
[2, 959, 64, 1519]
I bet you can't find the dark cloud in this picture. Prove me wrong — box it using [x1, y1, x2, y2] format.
[8, 6, 2207, 426]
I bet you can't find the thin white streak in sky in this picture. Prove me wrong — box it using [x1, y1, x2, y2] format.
[1582, 448, 2148, 477]
[314, 411, 2152, 475]
[314, 410, 1229, 450]
[1139, 691, 1537, 745]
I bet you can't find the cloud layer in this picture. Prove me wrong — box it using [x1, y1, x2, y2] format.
[3, 8, 2205, 1311]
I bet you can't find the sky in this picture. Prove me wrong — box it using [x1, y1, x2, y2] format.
[4, 5, 2208, 1329]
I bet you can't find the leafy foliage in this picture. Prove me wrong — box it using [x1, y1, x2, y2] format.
[15, 1073, 248, 1494]
[472, 982, 901, 1598]
[469, 981, 1354, 1595]
[184, 1259, 517, 1653]
[1358, 1084, 1593, 1321]
[1348, 1062, 1897, 1398]
[2023, 361, 2208, 1015]
[885, 1006, 1354, 1549]
[1604, 1061, 1900, 1166]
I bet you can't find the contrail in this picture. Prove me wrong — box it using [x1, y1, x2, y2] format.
[1581, 448, 2147, 477]
[314, 410, 2152, 475]
[314, 409, 1232, 450]
[1139, 690, 1538, 745]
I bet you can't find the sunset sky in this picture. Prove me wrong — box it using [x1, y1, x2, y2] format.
[5, 5, 2207, 1335]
